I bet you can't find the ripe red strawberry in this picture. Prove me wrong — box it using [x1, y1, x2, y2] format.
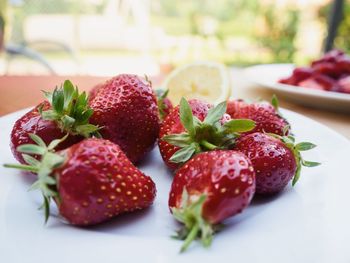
[169, 150, 255, 252]
[235, 132, 320, 194]
[89, 74, 160, 163]
[88, 83, 102, 102]
[159, 98, 255, 170]
[10, 81, 100, 164]
[226, 96, 290, 136]
[155, 89, 173, 121]
[5, 136, 156, 226]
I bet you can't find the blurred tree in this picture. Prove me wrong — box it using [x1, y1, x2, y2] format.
[256, 5, 299, 62]
[318, 1, 350, 53]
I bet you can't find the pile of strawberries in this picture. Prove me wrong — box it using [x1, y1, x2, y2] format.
[5, 74, 319, 252]
[279, 49, 350, 94]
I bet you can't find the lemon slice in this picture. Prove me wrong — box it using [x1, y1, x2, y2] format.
[163, 62, 231, 105]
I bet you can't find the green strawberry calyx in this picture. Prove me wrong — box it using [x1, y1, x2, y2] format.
[40, 80, 101, 138]
[155, 88, 170, 121]
[269, 127, 321, 186]
[172, 189, 217, 253]
[162, 97, 255, 165]
[4, 133, 66, 223]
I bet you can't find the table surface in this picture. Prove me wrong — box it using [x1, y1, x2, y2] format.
[0, 70, 349, 140]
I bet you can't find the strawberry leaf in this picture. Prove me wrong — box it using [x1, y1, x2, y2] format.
[271, 133, 320, 186]
[4, 133, 68, 224]
[52, 88, 64, 114]
[17, 144, 46, 155]
[75, 124, 101, 138]
[63, 80, 76, 109]
[295, 142, 317, 151]
[292, 164, 301, 186]
[222, 119, 255, 133]
[271, 94, 279, 111]
[204, 101, 227, 125]
[302, 160, 321, 167]
[162, 133, 192, 147]
[41, 81, 100, 138]
[169, 143, 197, 164]
[180, 98, 195, 137]
[171, 189, 214, 252]
[164, 98, 257, 167]
[29, 133, 47, 148]
[22, 154, 40, 166]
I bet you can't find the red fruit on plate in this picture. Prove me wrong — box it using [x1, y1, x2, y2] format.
[235, 132, 320, 194]
[279, 67, 314, 85]
[159, 98, 255, 170]
[299, 74, 339, 91]
[336, 57, 350, 75]
[312, 62, 341, 79]
[5, 136, 156, 226]
[89, 74, 160, 163]
[338, 76, 350, 94]
[226, 96, 290, 136]
[311, 49, 344, 66]
[10, 81, 100, 164]
[169, 150, 255, 252]
[298, 78, 326, 91]
[155, 89, 174, 121]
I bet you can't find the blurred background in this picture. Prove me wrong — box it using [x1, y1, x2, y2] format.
[0, 0, 348, 76]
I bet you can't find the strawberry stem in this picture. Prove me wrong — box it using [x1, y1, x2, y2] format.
[41, 80, 101, 138]
[4, 133, 67, 223]
[200, 140, 217, 150]
[172, 189, 214, 252]
[180, 223, 199, 253]
[162, 97, 256, 165]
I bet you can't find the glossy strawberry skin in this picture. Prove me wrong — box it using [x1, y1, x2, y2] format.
[235, 132, 297, 195]
[10, 101, 82, 164]
[158, 99, 230, 170]
[55, 138, 156, 226]
[88, 83, 102, 103]
[169, 150, 255, 224]
[89, 74, 160, 164]
[226, 100, 289, 136]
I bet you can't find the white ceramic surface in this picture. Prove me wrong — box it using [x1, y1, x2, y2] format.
[0, 109, 349, 263]
[244, 64, 350, 112]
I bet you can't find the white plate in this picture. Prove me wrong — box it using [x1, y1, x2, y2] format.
[0, 109, 349, 263]
[244, 64, 350, 112]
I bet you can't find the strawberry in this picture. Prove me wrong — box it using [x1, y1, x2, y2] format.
[89, 74, 160, 163]
[10, 81, 100, 164]
[279, 67, 314, 85]
[155, 89, 173, 121]
[169, 150, 255, 252]
[5, 135, 156, 226]
[159, 98, 255, 170]
[226, 95, 290, 136]
[235, 132, 320, 194]
[88, 83, 102, 102]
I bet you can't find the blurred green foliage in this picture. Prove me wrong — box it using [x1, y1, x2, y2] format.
[7, 0, 346, 66]
[22, 0, 108, 15]
[318, 1, 350, 53]
[256, 5, 299, 62]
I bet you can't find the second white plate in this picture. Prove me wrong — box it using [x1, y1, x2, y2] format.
[244, 64, 350, 112]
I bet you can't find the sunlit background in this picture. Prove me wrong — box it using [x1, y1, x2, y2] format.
[0, 0, 349, 76]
